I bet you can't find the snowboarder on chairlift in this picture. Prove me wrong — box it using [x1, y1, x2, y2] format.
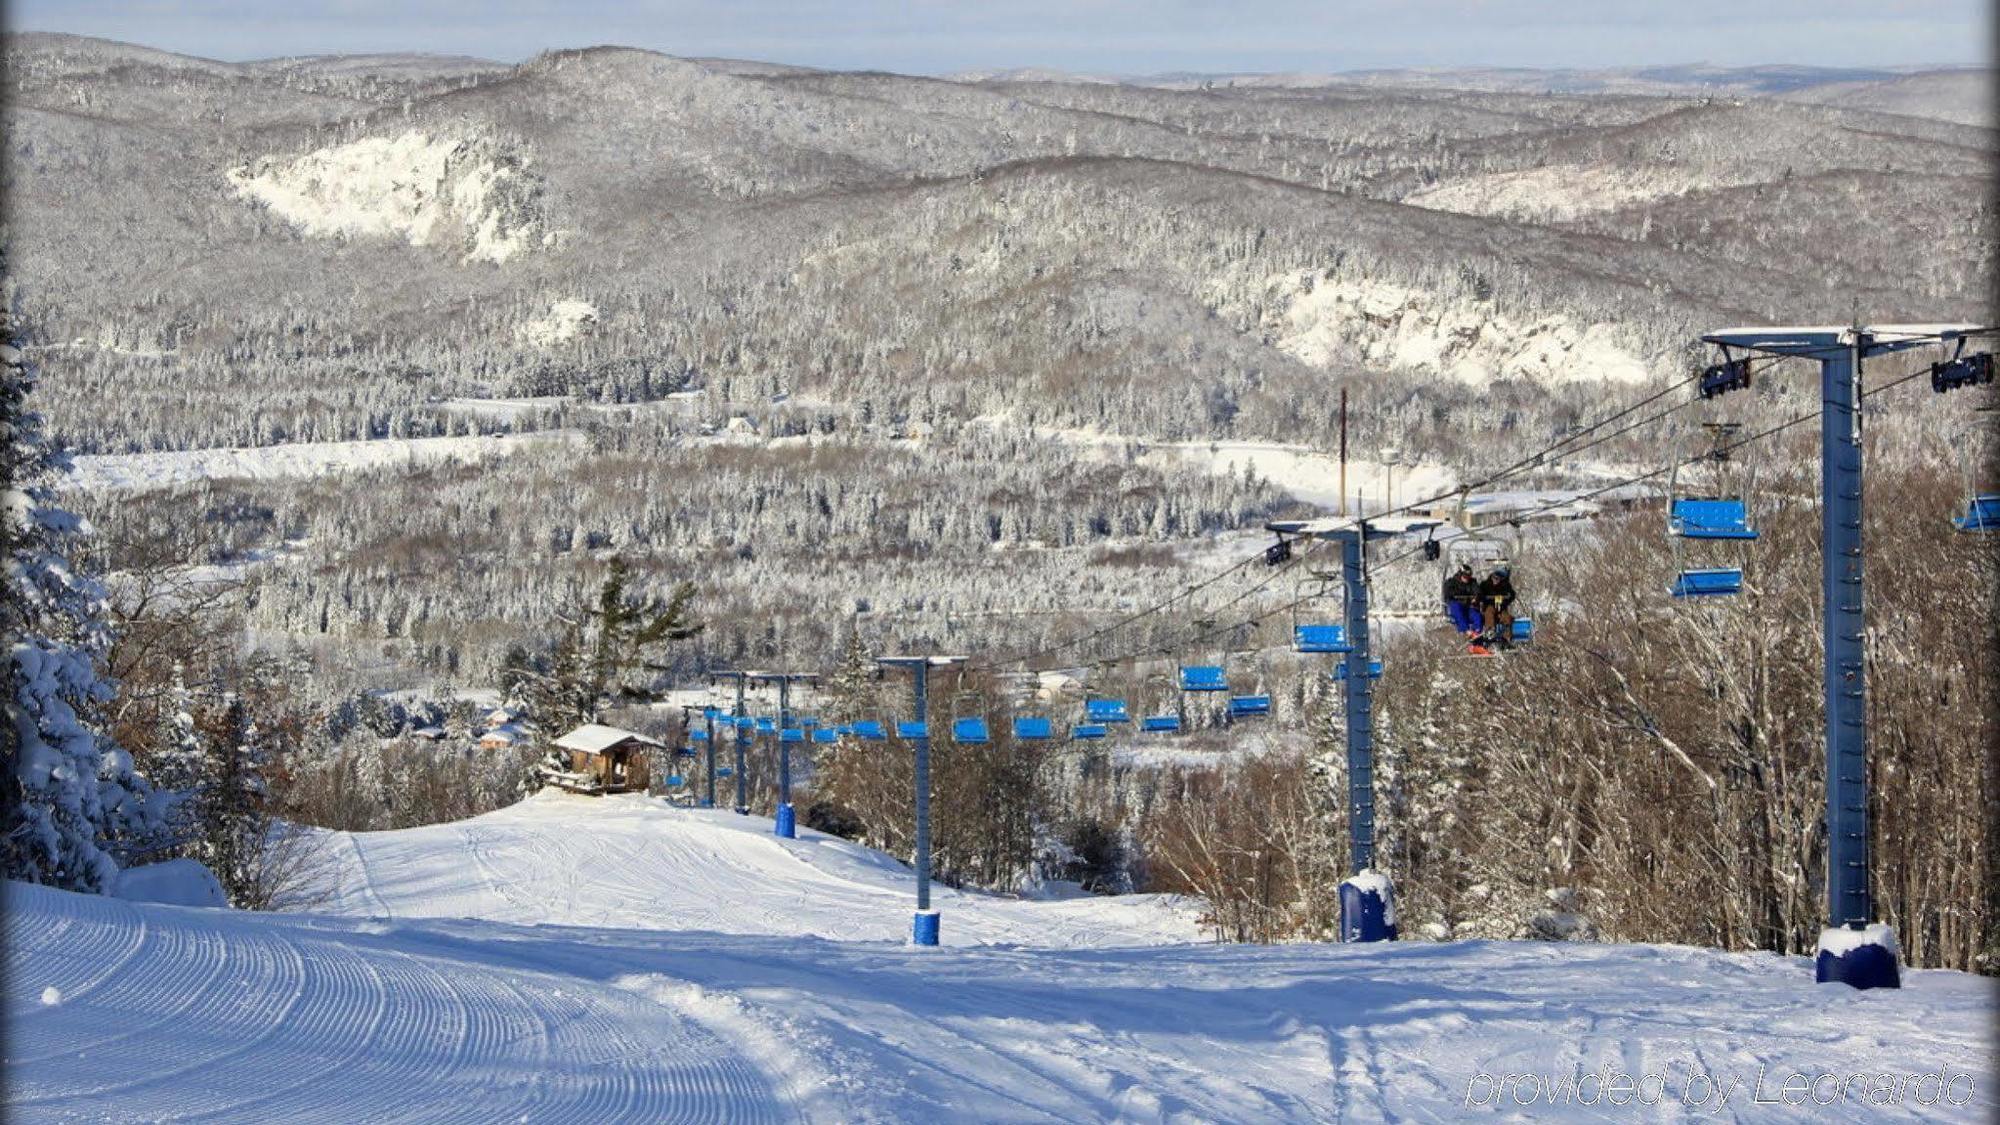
[1479, 565, 1517, 651]
[1443, 562, 1482, 642]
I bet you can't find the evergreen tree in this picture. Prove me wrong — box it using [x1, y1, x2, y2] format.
[194, 694, 268, 907]
[2, 307, 157, 892]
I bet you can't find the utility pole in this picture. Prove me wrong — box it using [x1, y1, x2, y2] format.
[747, 671, 817, 838]
[877, 655, 964, 946]
[1338, 386, 1348, 517]
[1699, 322, 1987, 989]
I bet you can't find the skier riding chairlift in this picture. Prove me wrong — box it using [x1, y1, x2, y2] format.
[1443, 562, 1483, 648]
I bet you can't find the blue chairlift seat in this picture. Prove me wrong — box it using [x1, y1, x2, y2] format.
[1179, 666, 1228, 692]
[754, 717, 777, 734]
[849, 720, 887, 741]
[1071, 723, 1108, 740]
[716, 766, 734, 778]
[1332, 660, 1384, 681]
[952, 717, 990, 744]
[896, 721, 929, 740]
[1141, 714, 1182, 733]
[1013, 716, 1053, 741]
[689, 728, 709, 742]
[1085, 698, 1130, 723]
[1295, 624, 1352, 654]
[1669, 499, 1758, 539]
[665, 774, 685, 787]
[1228, 694, 1272, 718]
[732, 716, 755, 730]
[780, 728, 805, 743]
[1671, 568, 1743, 598]
[674, 746, 697, 758]
[1511, 618, 1534, 645]
[1954, 493, 2000, 532]
[810, 729, 837, 744]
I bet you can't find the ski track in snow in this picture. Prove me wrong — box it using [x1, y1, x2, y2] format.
[8, 792, 1996, 1122]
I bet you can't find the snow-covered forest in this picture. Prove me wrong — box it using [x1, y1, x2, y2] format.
[4, 30, 1996, 977]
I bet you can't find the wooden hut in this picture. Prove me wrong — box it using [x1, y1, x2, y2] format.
[547, 724, 660, 795]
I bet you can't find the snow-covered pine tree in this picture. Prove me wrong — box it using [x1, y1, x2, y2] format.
[2, 307, 156, 891]
[194, 694, 269, 906]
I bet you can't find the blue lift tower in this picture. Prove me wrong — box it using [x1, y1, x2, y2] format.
[747, 671, 818, 839]
[877, 655, 966, 946]
[1700, 323, 1987, 989]
[1268, 514, 1440, 943]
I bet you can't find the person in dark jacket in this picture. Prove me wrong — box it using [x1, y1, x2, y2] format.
[1479, 565, 1517, 648]
[1443, 562, 1482, 638]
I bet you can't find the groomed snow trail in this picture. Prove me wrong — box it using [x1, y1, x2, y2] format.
[9, 794, 1996, 1122]
[5, 882, 791, 1123]
[321, 791, 1206, 948]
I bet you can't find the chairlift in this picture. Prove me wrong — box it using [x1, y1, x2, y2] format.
[1178, 665, 1228, 692]
[716, 766, 735, 779]
[780, 728, 805, 744]
[1141, 714, 1183, 733]
[1071, 723, 1108, 740]
[1013, 716, 1053, 741]
[1085, 698, 1130, 723]
[1955, 493, 2000, 533]
[1294, 624, 1351, 654]
[1331, 660, 1384, 681]
[665, 774, 686, 788]
[896, 720, 928, 740]
[1227, 694, 1272, 718]
[810, 729, 838, 745]
[1672, 568, 1744, 598]
[848, 719, 887, 741]
[689, 728, 710, 743]
[1667, 444, 1757, 600]
[754, 717, 777, 734]
[951, 716, 990, 744]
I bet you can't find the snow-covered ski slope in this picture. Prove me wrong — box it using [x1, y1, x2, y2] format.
[317, 791, 1205, 946]
[8, 793, 1997, 1122]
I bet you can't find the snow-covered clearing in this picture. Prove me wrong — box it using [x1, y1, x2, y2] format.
[1403, 164, 1743, 223]
[65, 431, 577, 491]
[317, 791, 1204, 946]
[1026, 426, 1458, 512]
[227, 129, 553, 263]
[1215, 269, 1654, 387]
[515, 297, 600, 347]
[9, 793, 1994, 1121]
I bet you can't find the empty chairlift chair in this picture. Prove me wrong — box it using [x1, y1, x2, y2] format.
[951, 716, 990, 744]
[1178, 665, 1228, 692]
[848, 720, 887, 741]
[1012, 716, 1053, 741]
[1084, 698, 1130, 724]
[1668, 496, 1758, 599]
[1141, 714, 1183, 733]
[1071, 723, 1108, 740]
[1227, 694, 1272, 719]
[1294, 624, 1352, 654]
[1955, 493, 2000, 533]
[1332, 660, 1384, 681]
[896, 720, 929, 740]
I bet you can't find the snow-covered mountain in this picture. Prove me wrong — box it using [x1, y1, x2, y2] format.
[10, 793, 1995, 1121]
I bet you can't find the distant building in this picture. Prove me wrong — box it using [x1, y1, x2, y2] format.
[546, 724, 661, 795]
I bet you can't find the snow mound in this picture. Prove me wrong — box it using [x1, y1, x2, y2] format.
[112, 858, 227, 908]
[228, 129, 553, 264]
[515, 298, 599, 347]
[1226, 269, 1652, 386]
[1818, 923, 1901, 958]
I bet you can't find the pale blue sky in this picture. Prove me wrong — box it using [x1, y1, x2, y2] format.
[12, 1, 1991, 74]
